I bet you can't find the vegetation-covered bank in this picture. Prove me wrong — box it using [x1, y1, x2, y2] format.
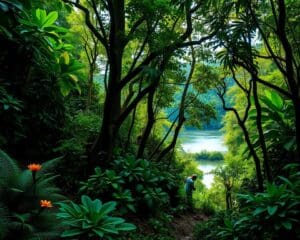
[1, 0, 300, 239]
[194, 151, 224, 161]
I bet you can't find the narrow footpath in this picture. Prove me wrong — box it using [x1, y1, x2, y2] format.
[171, 211, 208, 240]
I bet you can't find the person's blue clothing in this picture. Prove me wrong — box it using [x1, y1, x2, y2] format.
[185, 177, 195, 195]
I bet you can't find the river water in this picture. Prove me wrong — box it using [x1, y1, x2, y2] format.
[179, 130, 227, 188]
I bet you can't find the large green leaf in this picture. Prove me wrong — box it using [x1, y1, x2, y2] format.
[82, 221, 93, 229]
[93, 199, 102, 212]
[105, 217, 125, 226]
[41, 11, 58, 28]
[96, 201, 117, 220]
[58, 202, 80, 217]
[267, 205, 278, 216]
[253, 207, 265, 216]
[81, 195, 94, 211]
[60, 52, 70, 65]
[117, 222, 137, 231]
[92, 228, 104, 237]
[57, 78, 73, 97]
[99, 226, 119, 234]
[35, 9, 47, 27]
[61, 229, 83, 238]
[281, 221, 292, 230]
[70, 202, 83, 215]
[265, 90, 284, 110]
[283, 137, 296, 151]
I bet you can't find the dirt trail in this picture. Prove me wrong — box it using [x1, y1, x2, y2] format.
[129, 210, 208, 239]
[171, 211, 208, 240]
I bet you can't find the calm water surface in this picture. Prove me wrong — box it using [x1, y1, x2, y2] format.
[180, 130, 227, 153]
[179, 130, 227, 188]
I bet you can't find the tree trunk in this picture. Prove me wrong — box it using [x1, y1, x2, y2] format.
[85, 67, 94, 111]
[239, 120, 264, 191]
[276, 0, 300, 160]
[150, 115, 179, 160]
[82, 0, 195, 166]
[136, 86, 156, 159]
[125, 107, 137, 149]
[292, 98, 300, 161]
[89, 0, 125, 166]
[218, 81, 264, 191]
[155, 45, 195, 162]
[225, 187, 232, 210]
[250, 0, 300, 161]
[278, 30, 300, 161]
[252, 76, 272, 182]
[156, 117, 185, 162]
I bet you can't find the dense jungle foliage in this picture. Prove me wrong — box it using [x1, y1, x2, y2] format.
[0, 0, 299, 239]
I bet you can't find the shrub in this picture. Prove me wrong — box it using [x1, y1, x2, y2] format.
[197, 197, 216, 216]
[195, 150, 224, 161]
[148, 212, 173, 235]
[233, 170, 300, 239]
[195, 165, 300, 240]
[54, 112, 101, 191]
[80, 155, 180, 216]
[79, 167, 134, 214]
[57, 195, 136, 239]
[193, 211, 228, 240]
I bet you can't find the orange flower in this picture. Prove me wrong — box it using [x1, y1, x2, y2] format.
[40, 200, 53, 208]
[27, 163, 42, 172]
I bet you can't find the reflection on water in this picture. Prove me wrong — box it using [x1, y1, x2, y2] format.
[180, 130, 227, 153]
[179, 130, 227, 188]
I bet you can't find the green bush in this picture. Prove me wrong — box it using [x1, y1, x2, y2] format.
[54, 112, 101, 191]
[80, 155, 180, 216]
[57, 195, 136, 239]
[123, 211, 175, 240]
[197, 198, 216, 216]
[194, 151, 224, 161]
[195, 165, 300, 240]
[232, 169, 300, 239]
[148, 212, 173, 235]
[79, 167, 134, 214]
[193, 211, 228, 240]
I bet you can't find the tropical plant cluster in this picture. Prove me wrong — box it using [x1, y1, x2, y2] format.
[195, 166, 300, 240]
[0, 150, 136, 240]
[80, 155, 180, 215]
